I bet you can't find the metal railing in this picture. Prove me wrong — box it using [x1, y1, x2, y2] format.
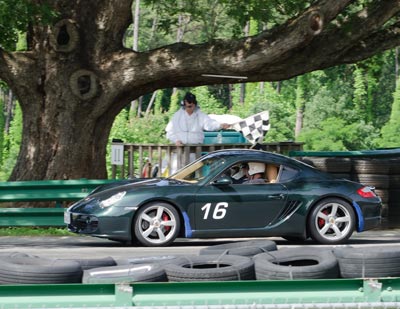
[111, 141, 303, 179]
[0, 278, 398, 308]
[0, 179, 119, 226]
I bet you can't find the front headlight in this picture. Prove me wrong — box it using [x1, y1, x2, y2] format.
[100, 191, 126, 208]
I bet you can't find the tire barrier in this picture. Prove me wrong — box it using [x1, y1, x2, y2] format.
[116, 255, 179, 266]
[253, 248, 339, 280]
[3, 245, 400, 284]
[333, 246, 400, 278]
[300, 157, 352, 174]
[62, 256, 116, 270]
[199, 240, 277, 257]
[300, 156, 400, 227]
[164, 255, 255, 282]
[0, 255, 82, 284]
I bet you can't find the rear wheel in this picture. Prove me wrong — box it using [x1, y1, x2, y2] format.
[133, 202, 180, 247]
[308, 198, 355, 244]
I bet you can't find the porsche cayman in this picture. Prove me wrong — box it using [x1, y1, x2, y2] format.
[65, 149, 381, 246]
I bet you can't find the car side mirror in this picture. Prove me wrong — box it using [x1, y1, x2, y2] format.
[212, 175, 233, 185]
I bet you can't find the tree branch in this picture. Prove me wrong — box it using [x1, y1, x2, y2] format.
[0, 50, 38, 99]
[106, 0, 356, 95]
[317, 0, 400, 60]
[340, 22, 400, 63]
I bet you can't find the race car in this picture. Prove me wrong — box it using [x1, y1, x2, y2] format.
[65, 149, 381, 246]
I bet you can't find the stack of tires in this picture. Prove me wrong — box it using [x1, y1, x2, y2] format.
[299, 156, 400, 228]
[299, 157, 352, 180]
[2, 241, 400, 284]
[351, 158, 390, 221]
[388, 158, 400, 228]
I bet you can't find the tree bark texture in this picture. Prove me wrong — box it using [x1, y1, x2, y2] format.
[0, 0, 400, 180]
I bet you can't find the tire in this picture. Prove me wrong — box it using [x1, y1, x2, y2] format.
[116, 255, 179, 266]
[254, 248, 339, 280]
[82, 263, 167, 284]
[301, 157, 351, 173]
[0, 256, 82, 284]
[164, 255, 255, 282]
[199, 240, 277, 257]
[389, 190, 400, 203]
[133, 202, 180, 247]
[352, 174, 389, 189]
[390, 175, 400, 188]
[308, 198, 355, 244]
[374, 189, 389, 203]
[388, 158, 400, 174]
[333, 246, 400, 278]
[352, 159, 390, 174]
[62, 256, 116, 270]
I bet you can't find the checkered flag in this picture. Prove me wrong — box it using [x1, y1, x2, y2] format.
[231, 111, 270, 145]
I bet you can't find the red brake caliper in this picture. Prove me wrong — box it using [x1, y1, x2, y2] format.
[162, 213, 171, 232]
[318, 209, 329, 228]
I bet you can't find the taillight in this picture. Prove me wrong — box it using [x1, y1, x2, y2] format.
[357, 186, 377, 198]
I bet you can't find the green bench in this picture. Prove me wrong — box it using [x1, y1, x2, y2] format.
[0, 179, 119, 227]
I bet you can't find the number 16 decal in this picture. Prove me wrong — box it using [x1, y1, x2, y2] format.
[201, 202, 229, 220]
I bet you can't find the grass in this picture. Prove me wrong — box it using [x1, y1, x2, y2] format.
[0, 227, 76, 236]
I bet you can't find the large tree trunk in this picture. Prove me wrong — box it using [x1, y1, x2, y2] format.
[1, 0, 400, 180]
[3, 1, 136, 180]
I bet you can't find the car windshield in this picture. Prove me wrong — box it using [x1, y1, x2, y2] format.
[169, 156, 227, 183]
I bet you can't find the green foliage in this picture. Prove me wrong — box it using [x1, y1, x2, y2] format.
[230, 82, 295, 142]
[143, 0, 309, 39]
[375, 79, 400, 147]
[168, 91, 181, 116]
[0, 102, 22, 180]
[0, 0, 56, 50]
[0, 95, 4, 166]
[299, 117, 379, 151]
[192, 86, 227, 114]
[0, 227, 74, 236]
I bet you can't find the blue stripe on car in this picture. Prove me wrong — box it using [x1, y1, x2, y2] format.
[352, 201, 364, 232]
[182, 211, 192, 237]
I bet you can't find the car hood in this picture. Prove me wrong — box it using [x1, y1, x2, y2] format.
[88, 178, 190, 199]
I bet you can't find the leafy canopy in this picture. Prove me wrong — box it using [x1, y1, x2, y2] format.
[0, 0, 55, 50]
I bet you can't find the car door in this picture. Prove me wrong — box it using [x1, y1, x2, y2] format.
[194, 181, 288, 231]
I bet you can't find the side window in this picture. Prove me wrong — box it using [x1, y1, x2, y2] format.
[278, 165, 298, 182]
[266, 164, 279, 183]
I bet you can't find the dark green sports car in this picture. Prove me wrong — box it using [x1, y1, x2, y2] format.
[65, 149, 381, 246]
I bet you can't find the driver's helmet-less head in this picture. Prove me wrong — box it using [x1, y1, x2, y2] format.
[248, 162, 265, 176]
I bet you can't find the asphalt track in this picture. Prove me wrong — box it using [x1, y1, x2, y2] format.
[0, 228, 399, 260]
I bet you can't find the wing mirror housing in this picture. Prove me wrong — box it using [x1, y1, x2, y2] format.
[212, 175, 233, 185]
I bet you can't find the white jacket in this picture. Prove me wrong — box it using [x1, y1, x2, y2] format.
[166, 107, 221, 144]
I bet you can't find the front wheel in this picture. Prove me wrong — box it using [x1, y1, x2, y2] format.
[308, 198, 355, 244]
[133, 202, 180, 247]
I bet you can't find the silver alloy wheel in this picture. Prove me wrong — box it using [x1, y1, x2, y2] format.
[136, 204, 178, 245]
[314, 202, 352, 241]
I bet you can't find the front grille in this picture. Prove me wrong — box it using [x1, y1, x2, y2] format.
[69, 213, 99, 233]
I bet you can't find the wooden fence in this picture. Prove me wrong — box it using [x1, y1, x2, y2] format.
[110, 142, 303, 179]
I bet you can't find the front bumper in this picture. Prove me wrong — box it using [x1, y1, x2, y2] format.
[65, 211, 99, 234]
[64, 197, 135, 242]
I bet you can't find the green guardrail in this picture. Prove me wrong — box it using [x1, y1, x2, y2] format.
[0, 179, 120, 227]
[289, 148, 400, 158]
[0, 208, 65, 226]
[0, 179, 118, 203]
[0, 278, 399, 308]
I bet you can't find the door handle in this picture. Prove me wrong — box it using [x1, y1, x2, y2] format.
[268, 194, 285, 200]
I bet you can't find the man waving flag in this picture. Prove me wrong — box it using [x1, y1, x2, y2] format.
[231, 111, 270, 145]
